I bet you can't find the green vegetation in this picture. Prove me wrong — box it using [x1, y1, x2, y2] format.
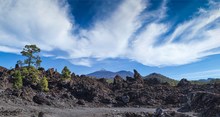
[40, 77, 49, 92]
[13, 70, 23, 89]
[106, 79, 113, 83]
[61, 66, 71, 81]
[21, 45, 41, 68]
[16, 45, 42, 85]
[21, 67, 29, 77]
[28, 66, 40, 84]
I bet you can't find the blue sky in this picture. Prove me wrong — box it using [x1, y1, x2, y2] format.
[0, 0, 220, 80]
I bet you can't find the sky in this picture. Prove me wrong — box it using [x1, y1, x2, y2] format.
[0, 0, 220, 80]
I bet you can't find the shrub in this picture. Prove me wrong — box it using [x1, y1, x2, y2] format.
[21, 67, 29, 78]
[40, 77, 49, 92]
[61, 66, 71, 81]
[28, 66, 40, 84]
[13, 70, 23, 89]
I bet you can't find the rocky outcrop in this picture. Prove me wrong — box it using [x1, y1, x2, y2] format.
[0, 66, 7, 78]
[0, 66, 7, 73]
[46, 68, 60, 79]
[113, 75, 125, 90]
[133, 69, 144, 84]
[177, 78, 191, 87]
[69, 77, 113, 104]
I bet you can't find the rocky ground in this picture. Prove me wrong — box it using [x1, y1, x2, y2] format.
[0, 67, 220, 117]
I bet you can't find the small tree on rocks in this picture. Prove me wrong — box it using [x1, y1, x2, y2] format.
[13, 70, 23, 89]
[21, 45, 41, 68]
[40, 77, 49, 92]
[61, 66, 71, 80]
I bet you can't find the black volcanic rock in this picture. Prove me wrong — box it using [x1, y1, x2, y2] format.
[0, 66, 7, 77]
[114, 75, 124, 84]
[0, 66, 7, 72]
[33, 93, 52, 105]
[177, 78, 191, 87]
[133, 69, 144, 84]
[113, 75, 125, 90]
[179, 91, 220, 117]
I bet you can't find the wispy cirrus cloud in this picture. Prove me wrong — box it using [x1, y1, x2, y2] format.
[0, 0, 220, 67]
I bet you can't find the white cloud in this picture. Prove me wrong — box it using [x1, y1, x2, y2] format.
[74, 0, 146, 59]
[0, 0, 75, 51]
[0, 0, 220, 67]
[128, 0, 220, 67]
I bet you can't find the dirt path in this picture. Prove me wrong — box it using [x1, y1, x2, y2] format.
[0, 102, 198, 117]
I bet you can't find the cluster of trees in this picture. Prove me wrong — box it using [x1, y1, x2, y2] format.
[13, 45, 71, 92]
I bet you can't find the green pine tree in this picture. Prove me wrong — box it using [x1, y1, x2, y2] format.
[40, 77, 49, 92]
[61, 66, 71, 81]
[13, 70, 23, 89]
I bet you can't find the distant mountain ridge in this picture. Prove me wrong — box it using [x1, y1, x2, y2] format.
[197, 78, 219, 82]
[87, 69, 133, 79]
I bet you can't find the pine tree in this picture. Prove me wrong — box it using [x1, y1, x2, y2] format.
[61, 66, 71, 80]
[40, 77, 49, 92]
[13, 70, 23, 89]
[21, 45, 41, 68]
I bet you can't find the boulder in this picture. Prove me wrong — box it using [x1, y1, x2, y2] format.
[122, 95, 130, 104]
[153, 107, 164, 117]
[77, 99, 86, 105]
[38, 112, 45, 117]
[33, 93, 52, 105]
[21, 87, 36, 101]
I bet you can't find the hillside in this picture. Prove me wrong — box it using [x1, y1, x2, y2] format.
[144, 73, 178, 86]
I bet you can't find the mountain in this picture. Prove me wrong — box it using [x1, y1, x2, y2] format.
[144, 73, 178, 86]
[197, 78, 217, 82]
[87, 69, 133, 79]
[115, 71, 134, 78]
[191, 78, 220, 84]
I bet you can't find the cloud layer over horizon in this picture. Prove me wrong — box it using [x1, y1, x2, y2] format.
[0, 0, 220, 67]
